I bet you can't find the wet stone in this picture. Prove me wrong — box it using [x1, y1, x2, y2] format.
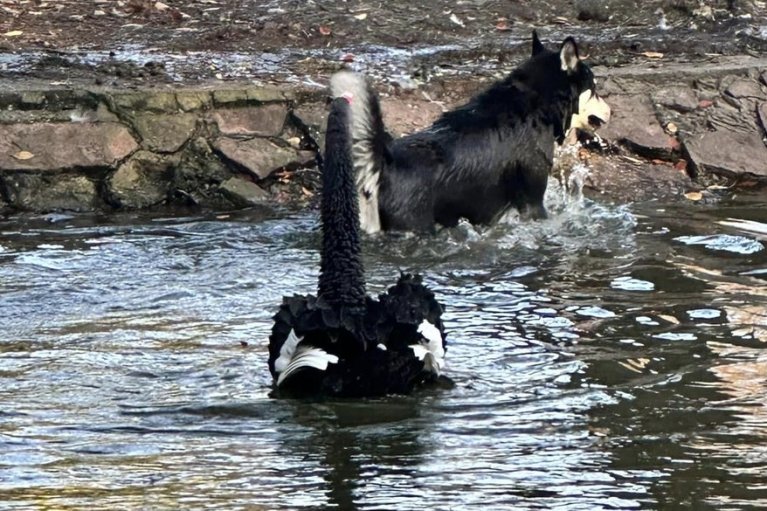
[173, 137, 236, 208]
[247, 88, 291, 103]
[684, 130, 767, 180]
[600, 94, 676, 158]
[111, 91, 179, 115]
[0, 122, 138, 171]
[292, 102, 329, 150]
[20, 91, 47, 108]
[176, 91, 212, 112]
[219, 176, 270, 207]
[209, 104, 288, 137]
[4, 173, 101, 212]
[107, 151, 178, 208]
[583, 153, 696, 203]
[213, 137, 315, 180]
[145, 92, 180, 113]
[212, 89, 249, 106]
[652, 86, 699, 113]
[724, 78, 766, 100]
[134, 113, 197, 153]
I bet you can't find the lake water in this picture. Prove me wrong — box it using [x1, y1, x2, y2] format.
[1, 185, 766, 510]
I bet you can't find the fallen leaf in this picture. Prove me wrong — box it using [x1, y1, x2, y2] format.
[666, 122, 678, 134]
[353, 12, 368, 21]
[495, 18, 511, 31]
[642, 51, 664, 59]
[674, 160, 687, 172]
[698, 99, 714, 108]
[12, 150, 35, 160]
[301, 186, 313, 197]
[341, 53, 355, 63]
[3, 30, 24, 37]
[685, 191, 703, 201]
[552, 16, 570, 25]
[154, 1, 169, 10]
[449, 13, 464, 27]
[319, 25, 332, 36]
[658, 314, 680, 324]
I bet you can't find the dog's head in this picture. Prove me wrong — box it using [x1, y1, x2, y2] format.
[530, 31, 611, 137]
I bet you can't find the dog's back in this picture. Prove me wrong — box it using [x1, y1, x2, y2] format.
[333, 32, 610, 233]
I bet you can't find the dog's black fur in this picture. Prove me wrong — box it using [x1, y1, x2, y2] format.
[331, 31, 608, 233]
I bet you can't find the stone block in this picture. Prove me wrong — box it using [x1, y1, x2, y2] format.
[214, 137, 315, 180]
[4, 173, 101, 212]
[685, 130, 767, 180]
[209, 104, 287, 137]
[107, 151, 178, 208]
[0, 122, 138, 171]
[600, 94, 677, 158]
[219, 176, 270, 207]
[134, 113, 198, 153]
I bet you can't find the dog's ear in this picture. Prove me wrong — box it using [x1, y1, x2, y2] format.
[531, 30, 545, 56]
[559, 37, 581, 73]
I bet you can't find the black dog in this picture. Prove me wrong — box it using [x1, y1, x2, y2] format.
[330, 31, 610, 233]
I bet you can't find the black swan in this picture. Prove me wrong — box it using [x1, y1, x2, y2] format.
[267, 91, 447, 398]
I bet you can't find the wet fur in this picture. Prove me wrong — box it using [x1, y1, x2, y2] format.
[332, 33, 606, 233]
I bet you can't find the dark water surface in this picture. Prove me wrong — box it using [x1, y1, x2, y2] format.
[2, 186, 766, 510]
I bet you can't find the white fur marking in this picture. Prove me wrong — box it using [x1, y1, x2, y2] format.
[330, 71, 382, 234]
[276, 345, 339, 386]
[411, 320, 445, 375]
[570, 90, 611, 134]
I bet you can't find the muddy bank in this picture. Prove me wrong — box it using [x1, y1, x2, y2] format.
[1, 52, 766, 215]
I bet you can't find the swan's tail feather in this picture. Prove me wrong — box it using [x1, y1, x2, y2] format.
[276, 345, 340, 387]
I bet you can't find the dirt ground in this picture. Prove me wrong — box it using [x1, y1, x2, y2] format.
[2, 0, 766, 87]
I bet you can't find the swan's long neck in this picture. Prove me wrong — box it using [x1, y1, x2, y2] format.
[317, 97, 366, 307]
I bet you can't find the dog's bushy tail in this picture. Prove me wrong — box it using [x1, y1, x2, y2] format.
[330, 71, 387, 234]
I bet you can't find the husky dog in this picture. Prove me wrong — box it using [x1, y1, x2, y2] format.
[330, 31, 611, 233]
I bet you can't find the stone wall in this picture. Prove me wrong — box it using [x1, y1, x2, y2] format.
[2, 54, 767, 214]
[0, 82, 327, 213]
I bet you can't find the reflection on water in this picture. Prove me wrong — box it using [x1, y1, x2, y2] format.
[1, 188, 767, 509]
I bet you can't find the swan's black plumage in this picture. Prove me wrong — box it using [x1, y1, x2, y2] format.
[267, 96, 447, 398]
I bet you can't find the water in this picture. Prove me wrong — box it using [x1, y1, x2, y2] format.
[1, 187, 767, 510]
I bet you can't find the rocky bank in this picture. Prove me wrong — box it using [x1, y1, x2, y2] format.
[0, 53, 766, 214]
